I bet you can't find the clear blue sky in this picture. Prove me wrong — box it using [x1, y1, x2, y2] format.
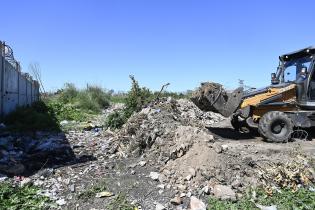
[1, 0, 315, 92]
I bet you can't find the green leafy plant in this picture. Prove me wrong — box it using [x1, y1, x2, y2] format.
[0, 182, 51, 210]
[105, 111, 126, 129]
[106, 193, 135, 210]
[207, 188, 315, 210]
[77, 180, 107, 200]
[105, 75, 153, 129]
[4, 101, 60, 132]
[47, 101, 86, 122]
[56, 83, 111, 113]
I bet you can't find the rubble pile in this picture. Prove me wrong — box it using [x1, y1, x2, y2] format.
[111, 98, 224, 158]
[108, 98, 260, 195]
[0, 97, 314, 209]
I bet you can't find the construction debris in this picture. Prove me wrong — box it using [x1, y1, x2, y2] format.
[0, 97, 314, 210]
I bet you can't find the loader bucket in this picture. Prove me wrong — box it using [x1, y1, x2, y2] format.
[191, 82, 244, 117]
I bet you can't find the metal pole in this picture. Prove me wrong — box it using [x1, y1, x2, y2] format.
[0, 42, 5, 117]
[17, 62, 20, 106]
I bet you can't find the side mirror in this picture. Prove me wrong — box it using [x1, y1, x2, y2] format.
[271, 73, 279, 84]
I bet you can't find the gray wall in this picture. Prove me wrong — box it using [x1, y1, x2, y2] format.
[0, 42, 39, 116]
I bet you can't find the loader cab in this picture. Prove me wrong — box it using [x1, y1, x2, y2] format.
[274, 46, 315, 109]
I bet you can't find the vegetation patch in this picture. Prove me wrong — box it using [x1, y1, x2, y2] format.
[106, 193, 135, 210]
[208, 187, 315, 210]
[56, 83, 111, 113]
[3, 101, 60, 132]
[0, 182, 51, 210]
[77, 180, 107, 200]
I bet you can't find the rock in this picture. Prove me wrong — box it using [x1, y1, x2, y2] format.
[95, 191, 114, 198]
[190, 196, 206, 210]
[70, 184, 75, 193]
[185, 174, 193, 181]
[170, 196, 182, 205]
[20, 178, 32, 187]
[180, 193, 186, 198]
[158, 174, 167, 183]
[0, 174, 8, 182]
[221, 144, 228, 151]
[150, 172, 160, 181]
[213, 143, 223, 153]
[138, 161, 147, 167]
[56, 199, 66, 206]
[213, 185, 236, 200]
[156, 203, 166, 210]
[177, 184, 187, 191]
[231, 179, 242, 189]
[202, 185, 210, 194]
[256, 204, 277, 210]
[188, 168, 196, 177]
[60, 120, 69, 126]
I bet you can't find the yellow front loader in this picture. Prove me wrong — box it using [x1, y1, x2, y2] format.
[192, 46, 315, 142]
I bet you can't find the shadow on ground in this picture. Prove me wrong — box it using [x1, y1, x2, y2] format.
[207, 126, 259, 140]
[208, 126, 315, 141]
[0, 101, 96, 177]
[0, 131, 96, 177]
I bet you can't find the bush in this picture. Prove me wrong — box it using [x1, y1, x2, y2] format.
[59, 83, 78, 103]
[0, 182, 52, 210]
[105, 111, 126, 129]
[56, 83, 111, 113]
[47, 102, 86, 122]
[76, 85, 111, 113]
[86, 85, 111, 108]
[208, 187, 315, 210]
[105, 75, 153, 129]
[4, 101, 60, 132]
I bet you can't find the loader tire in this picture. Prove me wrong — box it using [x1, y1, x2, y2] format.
[231, 116, 251, 133]
[258, 111, 293, 143]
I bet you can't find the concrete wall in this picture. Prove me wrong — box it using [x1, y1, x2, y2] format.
[0, 42, 39, 116]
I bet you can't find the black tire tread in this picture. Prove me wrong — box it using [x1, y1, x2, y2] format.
[258, 111, 293, 143]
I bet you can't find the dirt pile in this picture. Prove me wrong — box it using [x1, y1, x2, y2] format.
[110, 98, 224, 158]
[109, 97, 315, 200]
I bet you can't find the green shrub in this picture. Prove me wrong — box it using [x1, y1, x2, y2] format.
[110, 93, 127, 104]
[55, 83, 111, 114]
[86, 85, 111, 109]
[77, 180, 107, 200]
[106, 193, 135, 210]
[105, 75, 153, 129]
[59, 83, 78, 103]
[0, 182, 52, 210]
[207, 188, 315, 210]
[47, 102, 86, 122]
[4, 101, 60, 132]
[105, 111, 126, 129]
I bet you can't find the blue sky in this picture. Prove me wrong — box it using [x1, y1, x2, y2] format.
[1, 0, 315, 92]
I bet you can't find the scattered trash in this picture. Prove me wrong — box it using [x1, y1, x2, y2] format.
[56, 199, 66, 206]
[190, 196, 206, 210]
[95, 191, 114, 198]
[256, 204, 277, 210]
[150, 172, 160, 181]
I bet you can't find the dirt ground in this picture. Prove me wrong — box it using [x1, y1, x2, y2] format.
[47, 118, 315, 210]
[2, 99, 315, 210]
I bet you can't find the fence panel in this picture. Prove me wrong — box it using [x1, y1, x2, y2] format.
[0, 41, 39, 116]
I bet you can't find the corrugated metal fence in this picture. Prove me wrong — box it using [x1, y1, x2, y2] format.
[0, 41, 39, 116]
